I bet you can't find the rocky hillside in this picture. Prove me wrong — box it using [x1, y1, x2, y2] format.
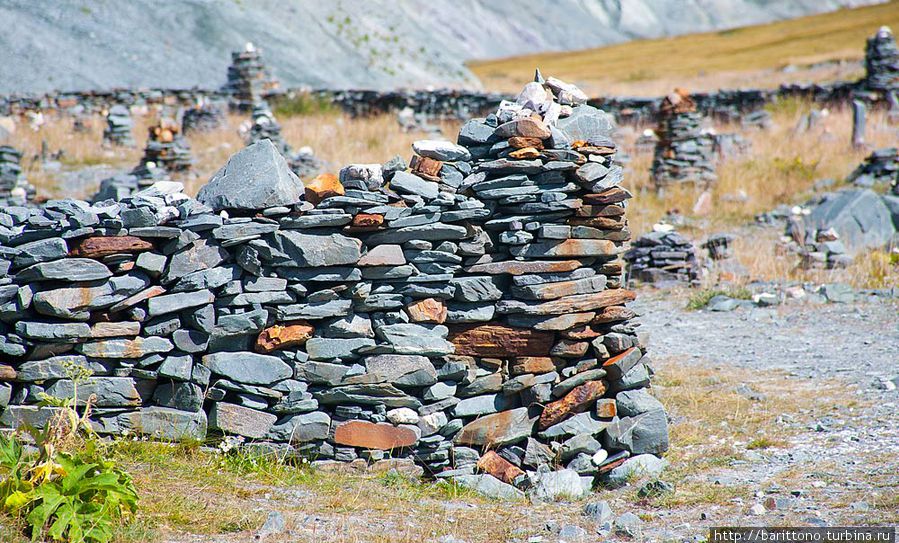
[0, 0, 884, 93]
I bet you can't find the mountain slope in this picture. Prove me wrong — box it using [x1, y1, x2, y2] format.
[0, 0, 884, 94]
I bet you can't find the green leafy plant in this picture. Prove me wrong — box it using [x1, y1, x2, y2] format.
[0, 361, 139, 542]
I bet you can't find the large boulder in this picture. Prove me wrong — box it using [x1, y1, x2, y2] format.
[197, 139, 304, 211]
[808, 189, 895, 254]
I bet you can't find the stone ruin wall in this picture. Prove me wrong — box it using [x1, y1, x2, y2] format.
[0, 80, 669, 487]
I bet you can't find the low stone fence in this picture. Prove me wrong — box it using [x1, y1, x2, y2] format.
[0, 78, 667, 493]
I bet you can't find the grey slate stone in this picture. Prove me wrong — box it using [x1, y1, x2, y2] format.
[603, 411, 669, 455]
[202, 352, 292, 385]
[147, 289, 214, 317]
[274, 230, 362, 267]
[17, 258, 112, 282]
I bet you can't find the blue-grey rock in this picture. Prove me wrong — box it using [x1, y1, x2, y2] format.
[208, 401, 278, 438]
[15, 321, 92, 341]
[17, 258, 111, 282]
[114, 407, 207, 441]
[603, 410, 669, 455]
[452, 393, 517, 417]
[365, 223, 468, 245]
[391, 171, 439, 199]
[202, 352, 292, 385]
[198, 139, 304, 211]
[451, 276, 503, 302]
[616, 389, 665, 417]
[16, 355, 106, 382]
[305, 337, 376, 361]
[267, 411, 331, 443]
[147, 289, 214, 317]
[528, 468, 592, 501]
[153, 381, 204, 412]
[32, 273, 150, 320]
[808, 189, 895, 253]
[413, 140, 471, 162]
[13, 237, 68, 268]
[158, 354, 193, 381]
[314, 383, 421, 408]
[45, 377, 141, 407]
[274, 230, 362, 267]
[344, 354, 437, 387]
[556, 105, 615, 145]
[601, 454, 668, 488]
[76, 336, 173, 358]
[375, 323, 454, 355]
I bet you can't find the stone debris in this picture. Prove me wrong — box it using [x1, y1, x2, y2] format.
[102, 104, 134, 147]
[625, 229, 700, 287]
[651, 89, 717, 191]
[0, 73, 666, 497]
[136, 118, 194, 173]
[182, 100, 227, 135]
[848, 147, 898, 189]
[859, 26, 899, 95]
[0, 146, 36, 206]
[224, 43, 280, 112]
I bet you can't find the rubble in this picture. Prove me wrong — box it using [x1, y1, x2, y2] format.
[0, 74, 667, 496]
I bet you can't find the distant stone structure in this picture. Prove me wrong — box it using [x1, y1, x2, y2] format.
[102, 104, 134, 147]
[0, 146, 36, 206]
[182, 99, 227, 135]
[223, 43, 280, 112]
[625, 230, 700, 287]
[859, 26, 899, 97]
[651, 89, 717, 191]
[136, 118, 193, 173]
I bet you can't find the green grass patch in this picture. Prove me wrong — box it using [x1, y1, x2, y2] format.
[686, 287, 753, 310]
[271, 92, 338, 117]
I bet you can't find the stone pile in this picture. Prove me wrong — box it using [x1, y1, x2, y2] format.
[137, 118, 193, 173]
[625, 230, 700, 287]
[0, 146, 36, 206]
[102, 105, 134, 147]
[861, 26, 899, 95]
[651, 89, 717, 191]
[182, 101, 227, 135]
[244, 102, 288, 153]
[848, 147, 898, 189]
[0, 76, 667, 497]
[92, 162, 171, 203]
[224, 43, 280, 112]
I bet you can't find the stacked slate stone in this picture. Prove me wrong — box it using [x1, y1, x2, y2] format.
[92, 162, 171, 203]
[0, 146, 36, 206]
[848, 147, 898, 189]
[224, 43, 280, 112]
[651, 89, 717, 191]
[102, 105, 134, 147]
[181, 101, 227, 135]
[625, 231, 700, 287]
[0, 76, 667, 495]
[861, 26, 899, 94]
[137, 119, 193, 173]
[245, 102, 288, 154]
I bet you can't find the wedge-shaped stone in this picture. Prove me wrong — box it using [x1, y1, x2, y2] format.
[70, 236, 154, 258]
[147, 289, 214, 317]
[33, 273, 150, 320]
[496, 289, 636, 315]
[333, 420, 419, 449]
[538, 380, 607, 430]
[601, 347, 642, 380]
[448, 323, 553, 357]
[455, 407, 535, 446]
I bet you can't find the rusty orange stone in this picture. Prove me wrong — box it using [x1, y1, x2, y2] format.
[70, 236, 154, 258]
[570, 216, 627, 230]
[596, 398, 617, 419]
[448, 323, 554, 357]
[593, 305, 636, 324]
[411, 155, 442, 181]
[406, 298, 447, 324]
[255, 322, 314, 353]
[561, 325, 601, 340]
[583, 188, 633, 205]
[509, 147, 541, 160]
[508, 136, 544, 149]
[476, 450, 524, 484]
[537, 379, 608, 431]
[305, 173, 344, 205]
[352, 213, 384, 228]
[510, 357, 558, 375]
[0, 364, 16, 380]
[333, 420, 419, 450]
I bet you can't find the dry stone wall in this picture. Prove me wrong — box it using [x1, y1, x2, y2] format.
[0, 77, 666, 492]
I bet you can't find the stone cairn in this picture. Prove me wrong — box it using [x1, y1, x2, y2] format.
[625, 230, 700, 287]
[0, 76, 667, 498]
[102, 104, 134, 147]
[245, 101, 288, 153]
[860, 26, 899, 95]
[224, 43, 280, 113]
[0, 146, 36, 206]
[136, 118, 193, 173]
[848, 147, 898, 189]
[651, 89, 717, 191]
[182, 100, 227, 135]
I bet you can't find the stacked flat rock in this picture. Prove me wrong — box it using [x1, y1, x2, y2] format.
[137, 119, 193, 173]
[861, 26, 899, 93]
[224, 43, 280, 112]
[92, 162, 171, 203]
[288, 146, 324, 181]
[0, 146, 36, 206]
[182, 101, 227, 135]
[102, 105, 134, 147]
[245, 102, 289, 154]
[651, 89, 717, 191]
[625, 230, 700, 287]
[0, 77, 667, 497]
[848, 147, 898, 189]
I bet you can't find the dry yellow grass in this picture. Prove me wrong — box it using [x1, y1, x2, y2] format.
[470, 0, 899, 96]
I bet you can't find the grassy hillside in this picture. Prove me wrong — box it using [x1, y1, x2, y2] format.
[469, 0, 899, 96]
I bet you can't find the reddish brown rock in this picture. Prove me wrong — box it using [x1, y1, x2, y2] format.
[333, 420, 419, 450]
[596, 398, 617, 419]
[508, 136, 544, 149]
[576, 204, 626, 217]
[358, 245, 405, 267]
[509, 147, 541, 160]
[255, 323, 314, 353]
[109, 286, 166, 313]
[570, 216, 627, 230]
[583, 188, 633, 205]
[476, 450, 525, 484]
[550, 339, 589, 358]
[448, 323, 554, 357]
[305, 173, 344, 205]
[454, 407, 535, 446]
[464, 259, 584, 275]
[411, 155, 442, 181]
[90, 322, 142, 338]
[352, 213, 384, 228]
[510, 357, 559, 375]
[601, 347, 642, 379]
[0, 364, 16, 380]
[593, 306, 636, 324]
[537, 380, 608, 430]
[406, 298, 447, 324]
[561, 325, 601, 340]
[495, 117, 551, 139]
[70, 236, 154, 258]
[519, 239, 619, 258]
